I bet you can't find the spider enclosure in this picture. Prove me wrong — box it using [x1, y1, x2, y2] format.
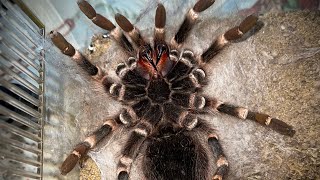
[43, 1, 320, 180]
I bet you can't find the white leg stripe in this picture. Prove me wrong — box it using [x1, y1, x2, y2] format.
[109, 83, 117, 94]
[71, 50, 82, 62]
[118, 85, 126, 101]
[189, 93, 196, 108]
[103, 119, 117, 129]
[169, 55, 178, 62]
[189, 73, 200, 88]
[235, 107, 248, 119]
[213, 175, 222, 180]
[195, 68, 206, 78]
[237, 27, 244, 36]
[128, 28, 138, 37]
[208, 133, 219, 140]
[72, 150, 81, 158]
[119, 113, 129, 125]
[117, 167, 128, 175]
[134, 128, 148, 137]
[197, 96, 206, 109]
[119, 68, 129, 79]
[265, 117, 272, 125]
[155, 27, 165, 34]
[217, 156, 229, 167]
[188, 9, 199, 20]
[181, 57, 193, 67]
[220, 34, 229, 45]
[183, 50, 194, 57]
[84, 136, 96, 148]
[120, 156, 133, 167]
[186, 117, 198, 130]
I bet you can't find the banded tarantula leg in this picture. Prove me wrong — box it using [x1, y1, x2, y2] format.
[117, 119, 162, 180]
[208, 133, 229, 180]
[50, 31, 104, 79]
[117, 127, 146, 180]
[115, 13, 147, 47]
[117, 105, 163, 180]
[154, 4, 166, 43]
[171, 0, 215, 48]
[103, 79, 146, 102]
[60, 119, 118, 175]
[171, 92, 206, 110]
[187, 119, 228, 179]
[77, 0, 134, 53]
[166, 50, 198, 82]
[207, 98, 296, 136]
[115, 57, 148, 87]
[153, 5, 179, 77]
[200, 15, 258, 63]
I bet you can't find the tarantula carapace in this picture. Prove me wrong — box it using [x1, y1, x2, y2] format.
[50, 0, 295, 179]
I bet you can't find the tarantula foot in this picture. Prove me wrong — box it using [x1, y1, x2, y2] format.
[60, 153, 79, 175]
[118, 171, 129, 180]
[269, 118, 296, 137]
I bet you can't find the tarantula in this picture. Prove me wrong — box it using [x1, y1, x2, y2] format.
[50, 0, 295, 179]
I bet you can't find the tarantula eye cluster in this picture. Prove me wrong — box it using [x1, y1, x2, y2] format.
[50, 0, 295, 179]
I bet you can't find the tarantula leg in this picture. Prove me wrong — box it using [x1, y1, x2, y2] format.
[207, 98, 296, 136]
[117, 123, 151, 180]
[171, 68, 206, 92]
[166, 50, 197, 82]
[154, 4, 166, 43]
[103, 80, 146, 102]
[117, 105, 162, 179]
[50, 31, 104, 79]
[200, 15, 258, 63]
[171, 92, 206, 110]
[60, 119, 118, 175]
[208, 133, 229, 180]
[115, 59, 148, 87]
[77, 0, 134, 53]
[171, 0, 215, 48]
[115, 13, 147, 47]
